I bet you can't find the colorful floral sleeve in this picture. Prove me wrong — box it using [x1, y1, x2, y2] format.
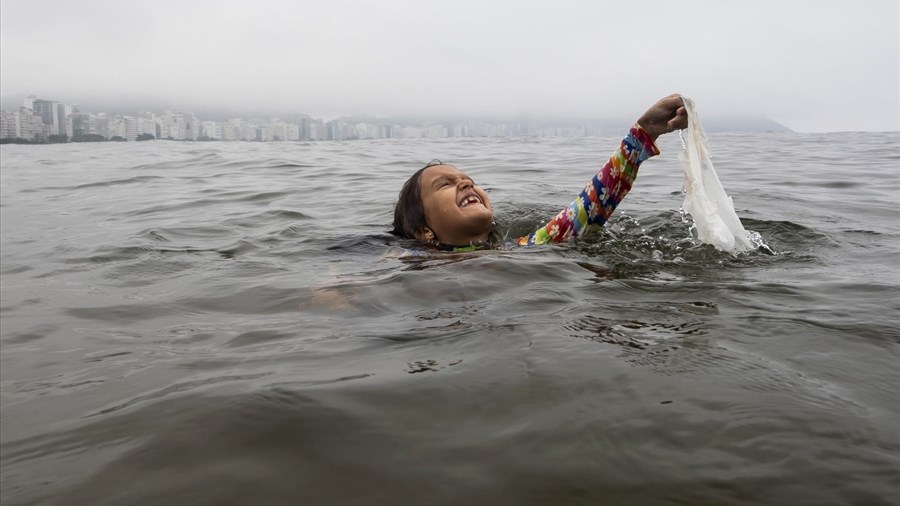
[516, 126, 660, 246]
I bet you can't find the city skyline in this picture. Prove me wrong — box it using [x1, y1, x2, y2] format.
[1, 93, 796, 144]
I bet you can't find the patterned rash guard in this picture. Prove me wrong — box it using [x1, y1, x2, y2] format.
[516, 125, 660, 246]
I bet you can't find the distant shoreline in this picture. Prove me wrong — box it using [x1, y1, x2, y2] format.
[1, 94, 793, 144]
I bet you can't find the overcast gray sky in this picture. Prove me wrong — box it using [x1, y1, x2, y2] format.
[1, 0, 898, 132]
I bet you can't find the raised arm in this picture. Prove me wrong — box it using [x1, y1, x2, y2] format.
[516, 126, 658, 245]
[516, 95, 686, 246]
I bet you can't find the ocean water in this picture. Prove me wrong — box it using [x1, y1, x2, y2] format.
[1, 131, 899, 505]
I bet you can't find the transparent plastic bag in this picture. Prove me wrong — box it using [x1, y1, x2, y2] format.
[679, 96, 752, 253]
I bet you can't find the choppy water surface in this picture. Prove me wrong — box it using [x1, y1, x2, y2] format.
[2, 132, 899, 505]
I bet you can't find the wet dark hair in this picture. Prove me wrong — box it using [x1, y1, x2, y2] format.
[391, 159, 444, 239]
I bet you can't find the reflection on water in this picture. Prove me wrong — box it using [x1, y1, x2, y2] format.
[2, 132, 899, 505]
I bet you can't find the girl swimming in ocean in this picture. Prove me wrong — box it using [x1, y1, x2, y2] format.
[392, 94, 689, 251]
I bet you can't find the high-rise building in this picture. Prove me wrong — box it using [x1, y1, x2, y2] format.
[32, 100, 60, 136]
[201, 121, 223, 140]
[56, 103, 71, 138]
[19, 109, 41, 140]
[125, 116, 139, 141]
[295, 114, 311, 140]
[94, 113, 110, 139]
[70, 113, 93, 139]
[0, 110, 18, 139]
[163, 110, 198, 140]
[286, 123, 300, 141]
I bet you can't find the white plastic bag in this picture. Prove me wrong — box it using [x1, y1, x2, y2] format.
[679, 96, 752, 253]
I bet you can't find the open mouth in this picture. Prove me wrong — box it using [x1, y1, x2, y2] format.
[459, 194, 483, 208]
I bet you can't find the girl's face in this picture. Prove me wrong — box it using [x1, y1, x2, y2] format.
[417, 164, 493, 246]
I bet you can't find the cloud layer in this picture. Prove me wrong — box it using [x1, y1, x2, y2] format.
[2, 0, 898, 132]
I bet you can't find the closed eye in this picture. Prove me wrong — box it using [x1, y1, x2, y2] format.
[434, 177, 457, 189]
[432, 176, 475, 189]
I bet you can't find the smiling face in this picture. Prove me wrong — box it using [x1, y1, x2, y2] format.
[417, 164, 493, 246]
